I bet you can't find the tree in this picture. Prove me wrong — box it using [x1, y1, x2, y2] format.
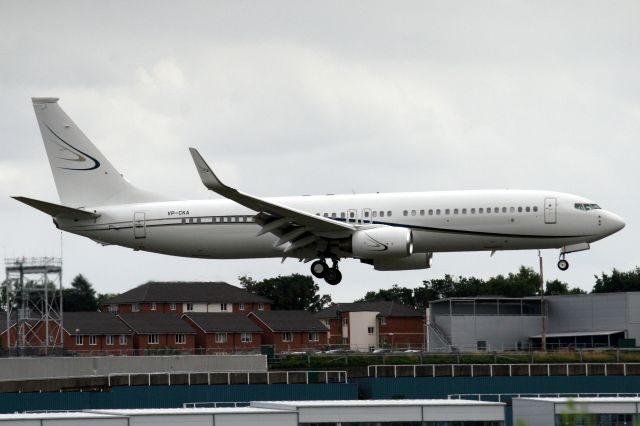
[239, 273, 332, 312]
[355, 284, 416, 307]
[63, 274, 99, 312]
[593, 267, 640, 293]
[545, 279, 586, 295]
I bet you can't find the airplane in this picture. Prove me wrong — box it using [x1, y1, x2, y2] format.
[13, 97, 626, 285]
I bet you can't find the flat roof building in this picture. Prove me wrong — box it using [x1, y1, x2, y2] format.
[513, 397, 640, 426]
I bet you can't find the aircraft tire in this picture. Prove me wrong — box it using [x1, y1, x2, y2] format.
[311, 260, 328, 278]
[557, 259, 569, 271]
[324, 268, 342, 285]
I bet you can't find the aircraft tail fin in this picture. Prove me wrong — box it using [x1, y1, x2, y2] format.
[31, 97, 165, 207]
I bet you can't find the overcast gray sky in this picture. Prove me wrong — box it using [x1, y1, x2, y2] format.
[1, 0, 638, 302]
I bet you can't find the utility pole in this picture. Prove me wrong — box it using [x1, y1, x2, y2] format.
[538, 250, 546, 351]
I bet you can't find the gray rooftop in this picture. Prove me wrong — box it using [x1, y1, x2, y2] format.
[63, 312, 133, 335]
[183, 313, 262, 333]
[250, 311, 329, 332]
[107, 281, 272, 304]
[118, 313, 195, 334]
[316, 301, 424, 319]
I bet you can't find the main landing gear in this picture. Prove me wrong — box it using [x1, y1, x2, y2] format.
[310, 258, 342, 285]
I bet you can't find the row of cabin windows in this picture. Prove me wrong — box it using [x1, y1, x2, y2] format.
[182, 216, 255, 224]
[130, 302, 264, 312]
[75, 335, 127, 346]
[318, 211, 393, 219]
[282, 332, 320, 342]
[402, 206, 539, 217]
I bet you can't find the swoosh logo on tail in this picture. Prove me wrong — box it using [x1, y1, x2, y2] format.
[45, 124, 101, 171]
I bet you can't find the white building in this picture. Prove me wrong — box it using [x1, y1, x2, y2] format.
[0, 400, 506, 426]
[513, 397, 640, 426]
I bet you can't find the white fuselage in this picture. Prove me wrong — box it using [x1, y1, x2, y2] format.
[56, 189, 624, 260]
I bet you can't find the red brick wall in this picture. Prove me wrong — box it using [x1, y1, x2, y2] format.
[202, 332, 262, 352]
[325, 318, 343, 345]
[379, 317, 425, 349]
[132, 333, 195, 351]
[260, 329, 328, 352]
[63, 333, 134, 354]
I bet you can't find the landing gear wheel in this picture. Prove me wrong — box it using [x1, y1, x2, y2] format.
[557, 259, 569, 271]
[324, 268, 342, 285]
[311, 260, 328, 278]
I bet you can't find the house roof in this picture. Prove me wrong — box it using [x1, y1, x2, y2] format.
[107, 281, 272, 304]
[250, 311, 328, 332]
[315, 301, 424, 319]
[183, 313, 262, 333]
[62, 312, 133, 335]
[118, 313, 196, 334]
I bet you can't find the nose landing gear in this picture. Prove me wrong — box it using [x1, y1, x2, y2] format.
[557, 253, 569, 271]
[310, 257, 342, 285]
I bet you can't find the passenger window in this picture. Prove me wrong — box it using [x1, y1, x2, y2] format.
[372, 211, 377, 218]
[495, 207, 499, 213]
[323, 213, 329, 217]
[428, 209, 433, 215]
[341, 212, 346, 218]
[486, 208, 491, 214]
[380, 211, 385, 217]
[518, 207, 522, 213]
[445, 209, 450, 215]
[471, 208, 475, 214]
[364, 211, 370, 218]
[479, 208, 483, 214]
[510, 207, 515, 213]
[533, 206, 538, 212]
[403, 210, 408, 216]
[316, 213, 320, 216]
[181, 218, 186, 224]
[387, 211, 392, 217]
[526, 207, 531, 212]
[436, 209, 441, 215]
[502, 207, 506, 213]
[332, 212, 337, 218]
[454, 209, 459, 215]
[349, 211, 355, 218]
[420, 209, 425, 216]
[223, 217, 228, 222]
[411, 210, 416, 216]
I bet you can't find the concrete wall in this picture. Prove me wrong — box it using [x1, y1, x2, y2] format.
[348, 311, 378, 351]
[0, 355, 267, 382]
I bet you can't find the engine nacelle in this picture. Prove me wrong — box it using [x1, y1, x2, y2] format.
[350, 227, 413, 258]
[366, 253, 433, 271]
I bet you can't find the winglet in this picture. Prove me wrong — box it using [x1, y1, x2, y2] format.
[188, 148, 227, 193]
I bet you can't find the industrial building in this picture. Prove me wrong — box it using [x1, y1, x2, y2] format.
[428, 292, 640, 351]
[0, 399, 506, 425]
[513, 397, 640, 426]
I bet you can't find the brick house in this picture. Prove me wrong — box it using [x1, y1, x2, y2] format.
[60, 312, 134, 355]
[118, 313, 196, 353]
[104, 281, 272, 315]
[248, 311, 328, 353]
[316, 301, 425, 352]
[183, 312, 262, 354]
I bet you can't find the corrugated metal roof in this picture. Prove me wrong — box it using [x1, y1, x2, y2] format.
[530, 330, 624, 338]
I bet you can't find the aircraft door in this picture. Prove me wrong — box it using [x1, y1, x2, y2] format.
[362, 208, 372, 224]
[134, 212, 146, 239]
[544, 198, 557, 224]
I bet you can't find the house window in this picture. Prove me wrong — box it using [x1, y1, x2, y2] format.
[341, 337, 348, 344]
[379, 317, 387, 325]
[148, 334, 159, 345]
[106, 335, 114, 346]
[258, 303, 264, 311]
[89, 335, 97, 346]
[241, 333, 252, 343]
[170, 303, 176, 311]
[220, 303, 228, 311]
[215, 333, 227, 343]
[308, 332, 319, 342]
[239, 303, 245, 311]
[132, 303, 140, 312]
[75, 335, 83, 346]
[108, 304, 118, 313]
[186, 303, 194, 311]
[175, 334, 186, 344]
[119, 335, 127, 345]
[367, 327, 375, 335]
[477, 340, 487, 351]
[150, 302, 157, 311]
[282, 332, 293, 342]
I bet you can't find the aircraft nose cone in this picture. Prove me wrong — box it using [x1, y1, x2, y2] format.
[604, 212, 625, 235]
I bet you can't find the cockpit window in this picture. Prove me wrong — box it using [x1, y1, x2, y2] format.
[575, 203, 601, 211]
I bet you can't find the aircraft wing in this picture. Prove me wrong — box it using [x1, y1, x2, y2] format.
[189, 148, 355, 253]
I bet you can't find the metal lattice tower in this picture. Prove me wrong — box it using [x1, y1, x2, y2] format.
[4, 257, 63, 355]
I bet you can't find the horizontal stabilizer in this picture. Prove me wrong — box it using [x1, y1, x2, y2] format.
[12, 196, 99, 220]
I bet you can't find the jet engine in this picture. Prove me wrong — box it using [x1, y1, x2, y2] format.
[365, 252, 433, 271]
[346, 227, 413, 258]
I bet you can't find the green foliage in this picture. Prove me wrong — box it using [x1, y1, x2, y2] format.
[593, 267, 640, 293]
[545, 279, 586, 295]
[63, 274, 99, 312]
[239, 273, 332, 312]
